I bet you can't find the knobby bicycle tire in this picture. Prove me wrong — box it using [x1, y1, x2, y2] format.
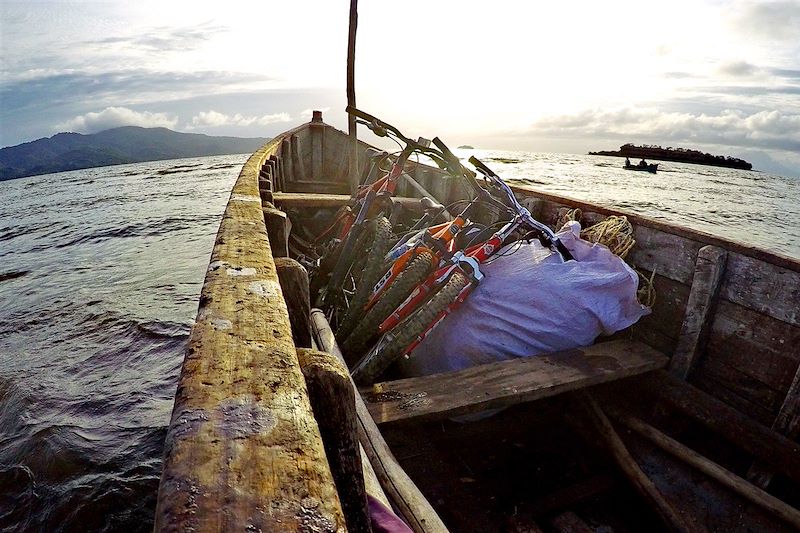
[340, 249, 435, 366]
[335, 216, 393, 340]
[352, 270, 470, 385]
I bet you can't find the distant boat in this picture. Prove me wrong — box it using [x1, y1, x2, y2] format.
[624, 162, 658, 173]
[457, 144, 474, 149]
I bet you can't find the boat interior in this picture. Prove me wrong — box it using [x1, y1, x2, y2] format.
[155, 113, 800, 533]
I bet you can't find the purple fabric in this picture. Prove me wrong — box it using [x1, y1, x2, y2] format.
[368, 494, 413, 533]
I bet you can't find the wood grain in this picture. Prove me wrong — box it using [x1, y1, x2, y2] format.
[154, 139, 345, 532]
[364, 340, 667, 424]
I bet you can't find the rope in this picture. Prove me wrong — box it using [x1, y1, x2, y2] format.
[556, 208, 655, 307]
[581, 215, 635, 259]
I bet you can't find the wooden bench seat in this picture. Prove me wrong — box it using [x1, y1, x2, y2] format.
[363, 339, 668, 424]
[273, 192, 424, 210]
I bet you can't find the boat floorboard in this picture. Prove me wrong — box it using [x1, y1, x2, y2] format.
[363, 339, 668, 424]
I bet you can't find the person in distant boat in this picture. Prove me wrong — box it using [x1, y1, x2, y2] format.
[625, 157, 631, 167]
[639, 158, 648, 167]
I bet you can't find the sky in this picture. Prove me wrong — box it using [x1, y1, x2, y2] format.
[1, 0, 799, 175]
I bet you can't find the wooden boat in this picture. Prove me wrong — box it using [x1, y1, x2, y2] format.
[624, 162, 659, 173]
[153, 112, 800, 532]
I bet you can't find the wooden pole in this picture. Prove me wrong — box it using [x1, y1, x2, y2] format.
[310, 309, 449, 533]
[614, 413, 800, 531]
[580, 393, 699, 533]
[347, 0, 359, 194]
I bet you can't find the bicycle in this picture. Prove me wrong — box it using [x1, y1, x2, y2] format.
[313, 107, 460, 329]
[350, 156, 574, 384]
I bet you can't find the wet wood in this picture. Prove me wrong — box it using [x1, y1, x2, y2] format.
[580, 394, 699, 533]
[155, 141, 345, 532]
[298, 348, 371, 533]
[275, 257, 312, 348]
[262, 205, 289, 258]
[632, 371, 800, 485]
[614, 413, 800, 530]
[670, 245, 728, 379]
[310, 309, 448, 533]
[364, 340, 667, 424]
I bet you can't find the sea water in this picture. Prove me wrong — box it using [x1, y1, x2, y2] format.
[0, 152, 797, 531]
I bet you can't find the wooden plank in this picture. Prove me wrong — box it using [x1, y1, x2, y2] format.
[275, 258, 312, 348]
[629, 371, 800, 485]
[273, 192, 425, 211]
[614, 413, 800, 531]
[298, 348, 371, 533]
[707, 300, 800, 389]
[363, 340, 667, 424]
[262, 206, 289, 258]
[310, 309, 449, 533]
[155, 141, 345, 532]
[694, 357, 784, 415]
[670, 245, 728, 379]
[719, 252, 800, 327]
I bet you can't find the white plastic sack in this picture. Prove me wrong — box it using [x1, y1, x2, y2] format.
[396, 221, 650, 377]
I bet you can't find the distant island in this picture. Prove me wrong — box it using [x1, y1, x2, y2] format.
[589, 143, 752, 170]
[0, 127, 270, 181]
[457, 145, 474, 150]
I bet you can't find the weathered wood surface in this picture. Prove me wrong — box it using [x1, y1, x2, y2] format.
[614, 413, 800, 530]
[581, 394, 699, 533]
[298, 348, 371, 533]
[747, 366, 800, 488]
[629, 371, 800, 485]
[310, 309, 448, 533]
[262, 205, 289, 258]
[275, 257, 312, 348]
[364, 340, 667, 424]
[706, 300, 800, 391]
[155, 141, 345, 532]
[273, 192, 426, 211]
[670, 245, 728, 379]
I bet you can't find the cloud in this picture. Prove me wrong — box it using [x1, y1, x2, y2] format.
[187, 110, 291, 129]
[524, 107, 800, 153]
[733, 1, 800, 41]
[91, 22, 228, 53]
[1, 69, 273, 111]
[718, 61, 759, 77]
[54, 107, 178, 133]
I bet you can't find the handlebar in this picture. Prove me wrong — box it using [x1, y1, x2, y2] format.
[469, 156, 573, 261]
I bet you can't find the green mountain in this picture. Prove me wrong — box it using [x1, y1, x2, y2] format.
[0, 127, 270, 180]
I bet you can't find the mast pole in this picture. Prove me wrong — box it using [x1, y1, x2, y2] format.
[346, 0, 359, 193]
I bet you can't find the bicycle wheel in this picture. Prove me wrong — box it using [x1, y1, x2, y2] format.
[340, 249, 435, 366]
[352, 270, 470, 385]
[335, 216, 393, 339]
